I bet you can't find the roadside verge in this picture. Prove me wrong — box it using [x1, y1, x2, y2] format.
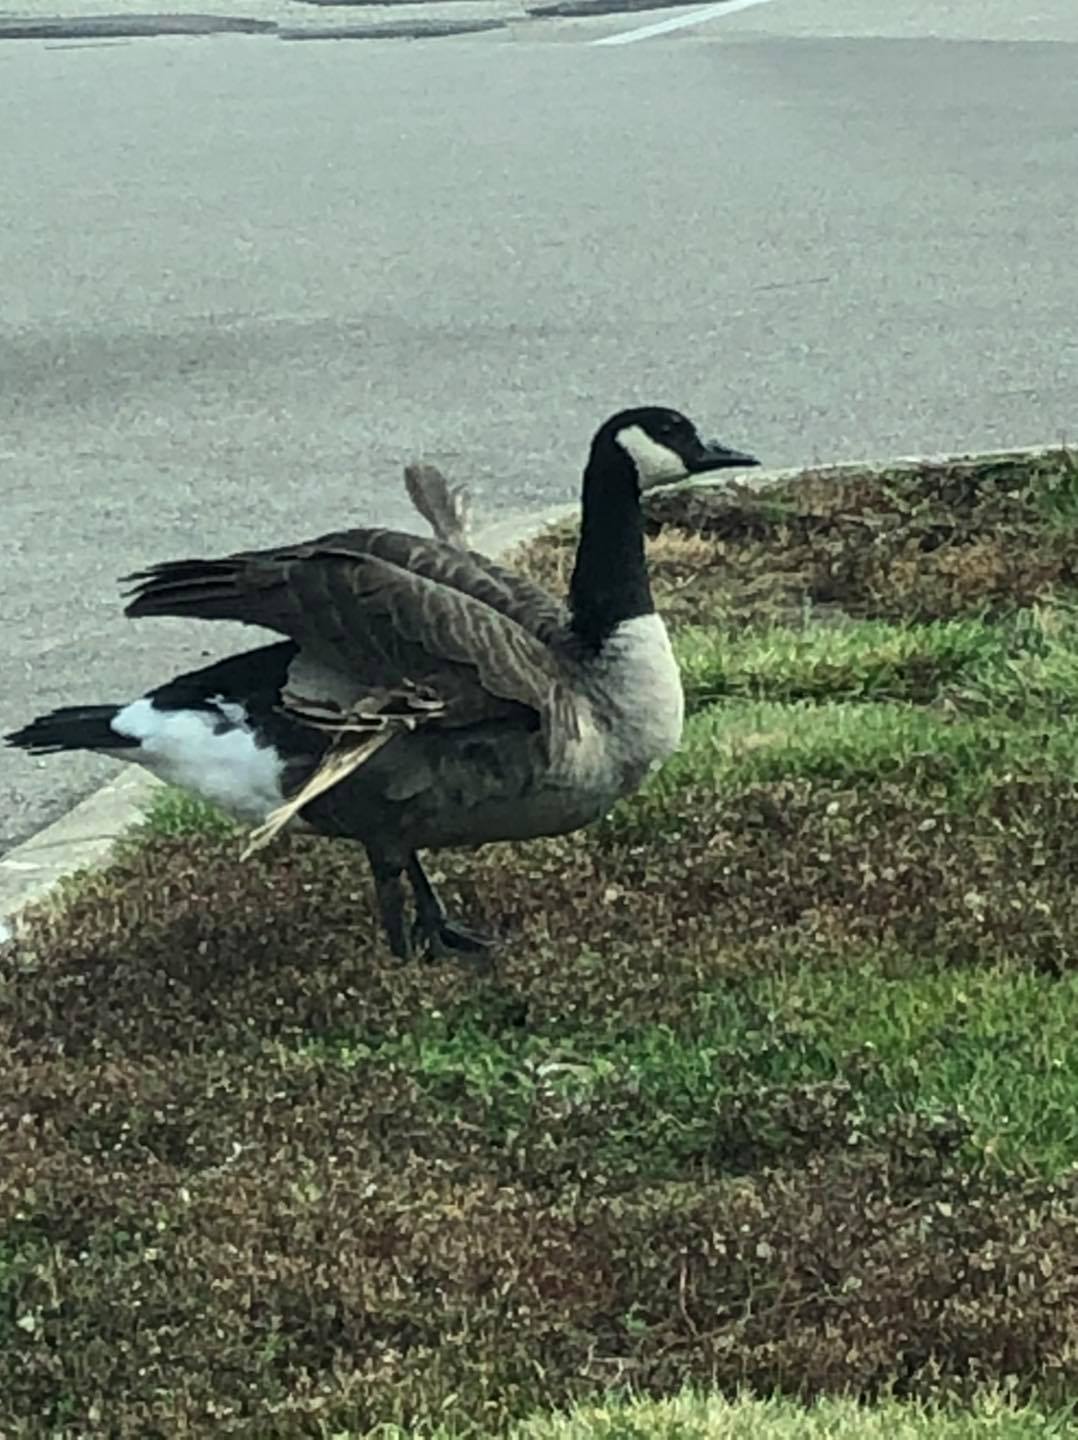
[0, 441, 1061, 939]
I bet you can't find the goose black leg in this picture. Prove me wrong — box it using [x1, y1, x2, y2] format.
[407, 853, 495, 961]
[367, 851, 413, 961]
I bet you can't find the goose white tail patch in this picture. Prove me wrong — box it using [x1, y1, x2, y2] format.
[111, 697, 287, 821]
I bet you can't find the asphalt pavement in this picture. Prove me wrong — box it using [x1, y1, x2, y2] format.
[2, 0, 1076, 849]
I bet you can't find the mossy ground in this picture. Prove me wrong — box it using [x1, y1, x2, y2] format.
[2, 451, 1078, 1438]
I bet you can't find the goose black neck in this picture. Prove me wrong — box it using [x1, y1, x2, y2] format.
[568, 438, 653, 652]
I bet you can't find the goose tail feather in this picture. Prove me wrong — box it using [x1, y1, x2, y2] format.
[403, 462, 472, 549]
[5, 705, 135, 755]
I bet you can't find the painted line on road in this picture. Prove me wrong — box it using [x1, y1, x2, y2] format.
[592, 0, 779, 47]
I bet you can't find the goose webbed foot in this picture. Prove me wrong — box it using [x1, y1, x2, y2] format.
[366, 849, 495, 964]
[414, 918, 496, 966]
[433, 917, 495, 955]
[408, 854, 496, 965]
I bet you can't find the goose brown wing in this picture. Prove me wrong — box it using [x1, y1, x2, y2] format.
[123, 542, 569, 731]
[125, 523, 568, 646]
[310, 525, 569, 645]
[399, 462, 569, 643]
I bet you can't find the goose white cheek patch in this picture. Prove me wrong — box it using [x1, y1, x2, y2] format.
[614, 425, 689, 486]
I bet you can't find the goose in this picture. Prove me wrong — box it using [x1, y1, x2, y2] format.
[5, 407, 758, 960]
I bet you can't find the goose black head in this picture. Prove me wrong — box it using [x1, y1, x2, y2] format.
[594, 406, 759, 491]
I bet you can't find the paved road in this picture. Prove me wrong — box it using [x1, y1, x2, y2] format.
[2, 0, 1076, 849]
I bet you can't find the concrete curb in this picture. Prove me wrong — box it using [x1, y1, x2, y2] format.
[0, 440, 1065, 938]
[0, 13, 506, 43]
[0, 770, 163, 941]
[527, 0, 690, 18]
[0, 16, 277, 40]
[279, 18, 506, 38]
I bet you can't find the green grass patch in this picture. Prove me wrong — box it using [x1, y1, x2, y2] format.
[296, 957, 1078, 1180]
[609, 696, 1078, 839]
[756, 961, 1078, 1177]
[510, 1389, 1077, 1440]
[675, 604, 1078, 714]
[141, 782, 239, 838]
[675, 614, 1003, 708]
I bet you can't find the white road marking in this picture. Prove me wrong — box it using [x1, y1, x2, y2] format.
[592, 0, 781, 47]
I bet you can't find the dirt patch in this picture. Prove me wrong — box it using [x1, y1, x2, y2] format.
[3, 1103, 1074, 1433]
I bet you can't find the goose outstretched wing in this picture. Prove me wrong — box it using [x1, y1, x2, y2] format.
[123, 541, 574, 734]
[126, 518, 568, 646]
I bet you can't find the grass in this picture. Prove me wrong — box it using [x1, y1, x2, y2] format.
[294, 958, 1078, 1179]
[2, 448, 1078, 1436]
[674, 604, 1078, 713]
[508, 1390, 1077, 1439]
[142, 782, 238, 839]
[339, 1389, 1077, 1439]
[615, 697, 1075, 828]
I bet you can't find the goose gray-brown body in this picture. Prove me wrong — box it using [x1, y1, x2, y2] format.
[6, 408, 758, 959]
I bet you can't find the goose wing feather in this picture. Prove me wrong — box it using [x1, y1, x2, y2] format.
[314, 525, 570, 644]
[125, 523, 568, 645]
[123, 543, 573, 736]
[403, 461, 472, 550]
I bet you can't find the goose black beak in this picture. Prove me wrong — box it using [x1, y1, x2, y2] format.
[690, 439, 761, 473]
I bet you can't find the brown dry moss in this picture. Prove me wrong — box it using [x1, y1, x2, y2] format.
[515, 450, 1078, 627]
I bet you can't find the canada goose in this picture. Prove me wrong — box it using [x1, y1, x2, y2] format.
[6, 407, 758, 960]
